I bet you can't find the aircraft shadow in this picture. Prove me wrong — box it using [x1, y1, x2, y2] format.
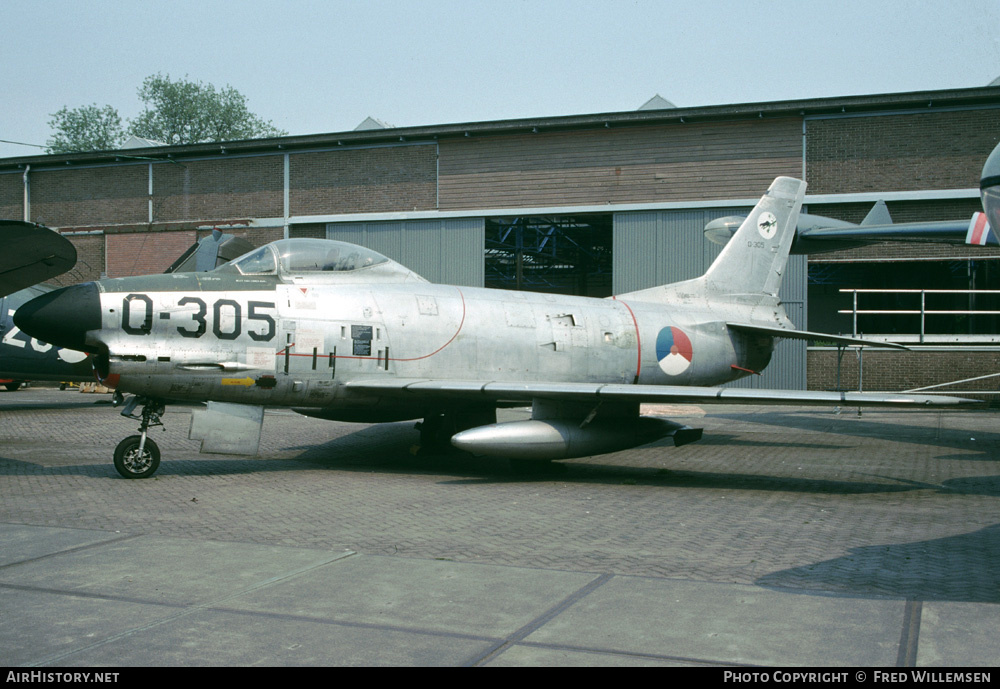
[280, 424, 919, 495]
[0, 449, 934, 496]
[756, 522, 1000, 603]
[0, 454, 308, 479]
[0, 399, 113, 412]
[694, 435, 850, 450]
[5, 416, 996, 494]
[707, 410, 1000, 461]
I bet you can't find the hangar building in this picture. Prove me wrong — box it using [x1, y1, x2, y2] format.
[2, 86, 999, 393]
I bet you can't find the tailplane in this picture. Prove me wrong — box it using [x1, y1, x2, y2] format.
[620, 176, 806, 303]
[700, 176, 806, 299]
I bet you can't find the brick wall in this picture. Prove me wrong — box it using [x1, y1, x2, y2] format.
[106, 231, 197, 278]
[0, 172, 22, 219]
[289, 145, 437, 214]
[51, 234, 105, 286]
[439, 119, 803, 209]
[153, 156, 283, 222]
[239, 226, 283, 248]
[30, 165, 147, 227]
[806, 110, 1000, 194]
[808, 348, 1000, 396]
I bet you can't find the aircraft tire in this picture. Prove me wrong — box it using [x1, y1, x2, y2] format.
[113, 436, 161, 479]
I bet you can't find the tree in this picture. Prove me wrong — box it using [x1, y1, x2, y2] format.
[45, 104, 125, 154]
[45, 74, 286, 154]
[128, 73, 286, 145]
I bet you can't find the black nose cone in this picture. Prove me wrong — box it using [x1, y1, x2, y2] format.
[13, 282, 102, 352]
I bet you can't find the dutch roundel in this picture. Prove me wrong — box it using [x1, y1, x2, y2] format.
[655, 326, 694, 376]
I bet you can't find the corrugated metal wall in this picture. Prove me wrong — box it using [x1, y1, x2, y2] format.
[612, 209, 807, 389]
[326, 218, 485, 287]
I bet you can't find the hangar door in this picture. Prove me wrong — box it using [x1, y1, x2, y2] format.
[613, 209, 807, 390]
[327, 218, 485, 287]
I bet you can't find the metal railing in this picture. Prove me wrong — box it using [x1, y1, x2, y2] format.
[838, 288, 1000, 344]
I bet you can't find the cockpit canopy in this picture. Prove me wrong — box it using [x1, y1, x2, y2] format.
[220, 238, 426, 283]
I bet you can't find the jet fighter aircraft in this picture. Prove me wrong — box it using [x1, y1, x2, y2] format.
[981, 140, 1000, 235]
[704, 202, 996, 253]
[14, 177, 972, 478]
[1, 283, 93, 388]
[0, 220, 92, 387]
[0, 224, 253, 391]
[707, 141, 1000, 252]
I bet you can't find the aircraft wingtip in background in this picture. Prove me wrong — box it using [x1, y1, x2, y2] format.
[0, 220, 77, 299]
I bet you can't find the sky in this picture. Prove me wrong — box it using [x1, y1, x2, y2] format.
[2, 0, 999, 159]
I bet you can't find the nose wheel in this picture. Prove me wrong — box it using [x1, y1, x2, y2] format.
[114, 435, 161, 478]
[114, 395, 165, 479]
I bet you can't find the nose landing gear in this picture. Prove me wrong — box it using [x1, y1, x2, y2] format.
[113, 395, 165, 479]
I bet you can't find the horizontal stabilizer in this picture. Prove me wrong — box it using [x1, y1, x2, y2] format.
[725, 322, 909, 350]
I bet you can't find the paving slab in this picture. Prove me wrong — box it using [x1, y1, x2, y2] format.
[0, 587, 180, 667]
[485, 645, 693, 667]
[915, 602, 1000, 667]
[0, 524, 124, 567]
[223, 555, 600, 638]
[56, 609, 492, 667]
[0, 535, 352, 606]
[522, 576, 904, 666]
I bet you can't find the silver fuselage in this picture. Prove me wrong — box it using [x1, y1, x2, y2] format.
[93, 277, 770, 420]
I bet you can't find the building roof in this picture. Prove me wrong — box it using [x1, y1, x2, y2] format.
[3, 85, 999, 170]
[121, 135, 166, 149]
[354, 116, 393, 131]
[638, 94, 676, 110]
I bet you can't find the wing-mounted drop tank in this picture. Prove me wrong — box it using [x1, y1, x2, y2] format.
[451, 398, 702, 460]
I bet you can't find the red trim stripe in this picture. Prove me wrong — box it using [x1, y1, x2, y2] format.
[614, 298, 642, 384]
[968, 213, 989, 246]
[283, 288, 467, 363]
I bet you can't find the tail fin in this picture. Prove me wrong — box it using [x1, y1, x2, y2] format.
[619, 177, 806, 304]
[701, 176, 806, 298]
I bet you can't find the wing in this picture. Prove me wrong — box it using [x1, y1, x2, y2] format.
[344, 378, 974, 407]
[0, 220, 77, 298]
[705, 213, 994, 255]
[794, 218, 990, 253]
[332, 379, 974, 459]
[725, 322, 910, 350]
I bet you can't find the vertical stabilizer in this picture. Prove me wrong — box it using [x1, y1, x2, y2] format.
[701, 176, 806, 298]
[618, 177, 806, 305]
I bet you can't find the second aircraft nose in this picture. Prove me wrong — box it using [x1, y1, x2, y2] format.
[13, 282, 103, 353]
